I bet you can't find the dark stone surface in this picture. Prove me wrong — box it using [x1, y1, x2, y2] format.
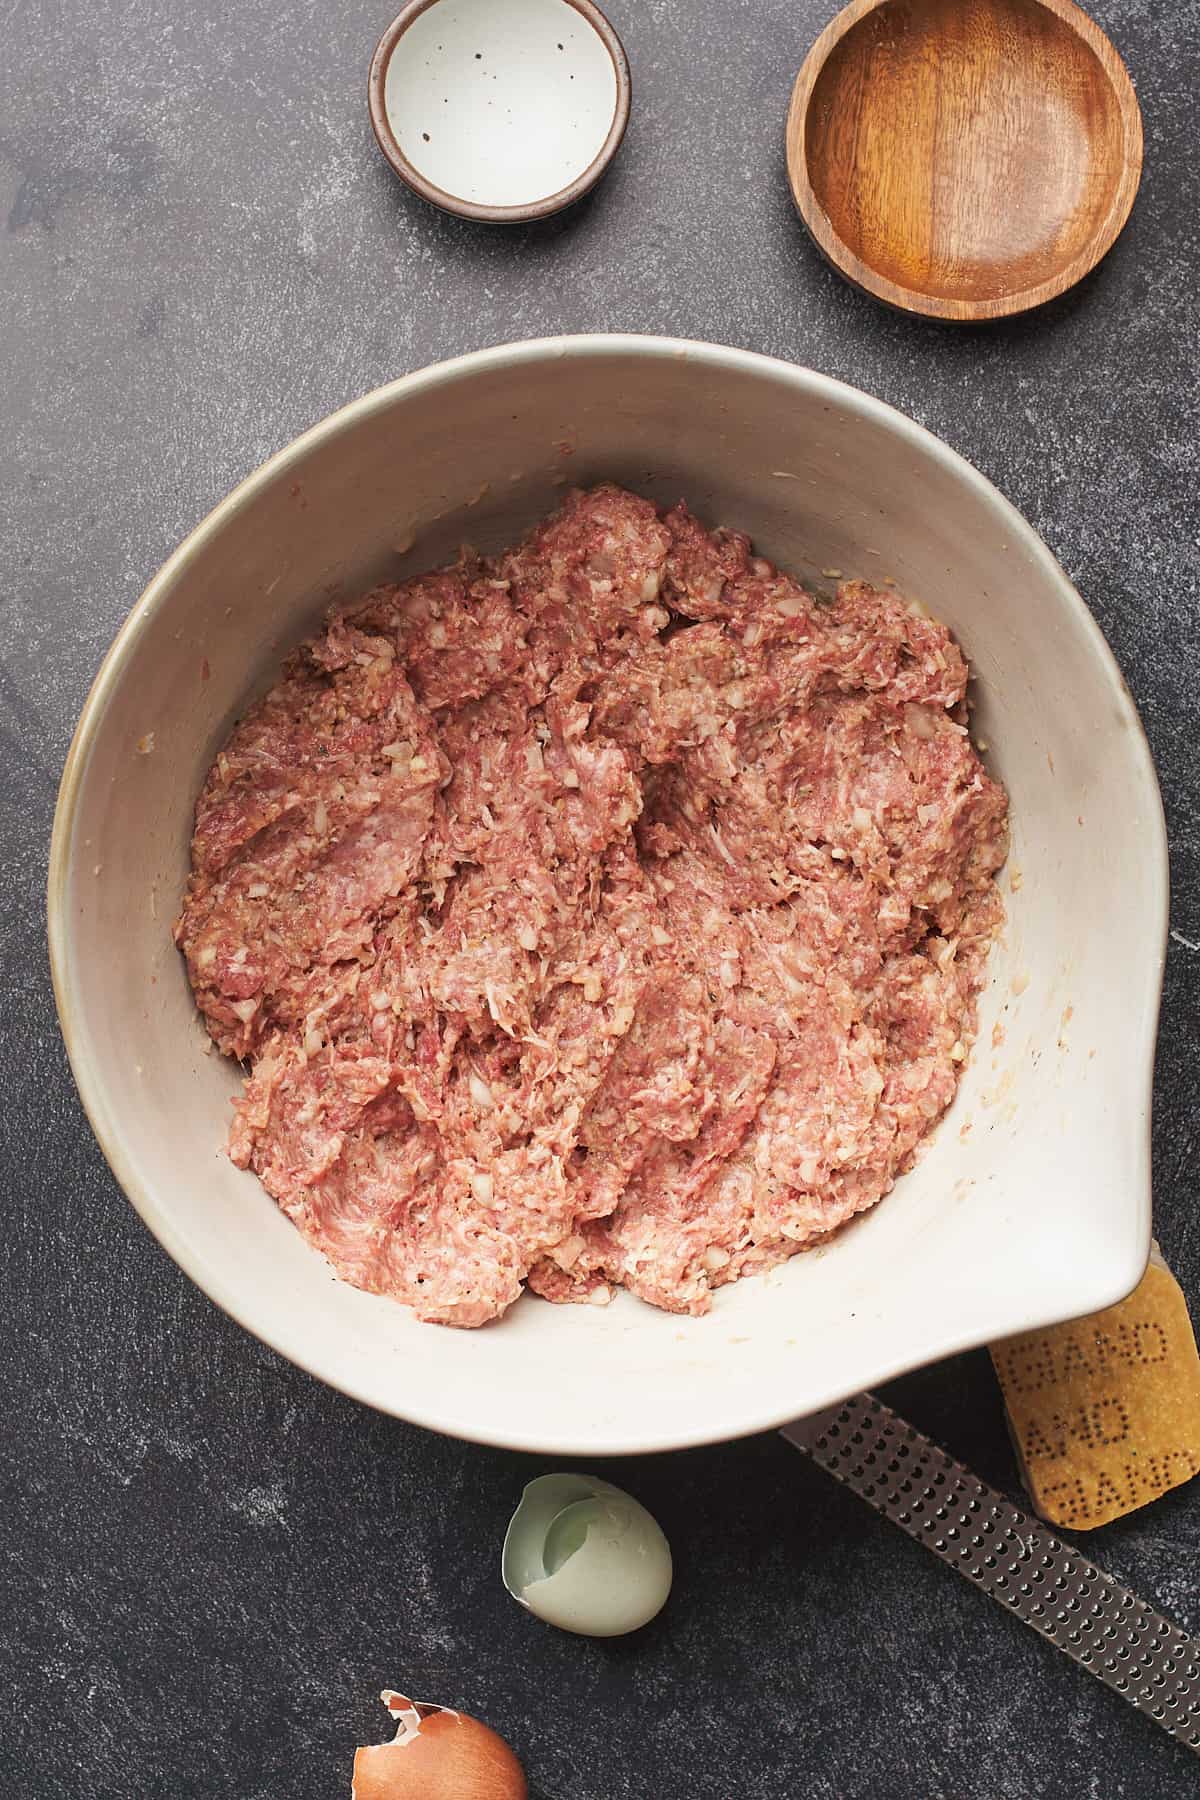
[2, 1, 1198, 1794]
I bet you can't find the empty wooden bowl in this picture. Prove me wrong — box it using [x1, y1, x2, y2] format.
[786, 0, 1143, 321]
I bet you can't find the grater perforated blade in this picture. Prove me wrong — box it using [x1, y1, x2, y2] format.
[782, 1393, 1200, 1754]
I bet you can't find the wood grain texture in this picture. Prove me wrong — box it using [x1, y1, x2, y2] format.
[787, 0, 1144, 320]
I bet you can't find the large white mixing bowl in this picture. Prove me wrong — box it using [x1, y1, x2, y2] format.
[48, 336, 1167, 1453]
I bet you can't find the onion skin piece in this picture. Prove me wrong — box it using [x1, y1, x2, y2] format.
[352, 1692, 527, 1800]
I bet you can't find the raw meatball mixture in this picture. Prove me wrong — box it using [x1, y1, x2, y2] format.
[177, 486, 1008, 1327]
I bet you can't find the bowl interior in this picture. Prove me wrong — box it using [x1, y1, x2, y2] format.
[800, 0, 1136, 308]
[375, 0, 621, 215]
[50, 339, 1164, 1453]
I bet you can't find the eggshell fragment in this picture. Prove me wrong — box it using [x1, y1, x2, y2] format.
[352, 1690, 526, 1800]
[502, 1473, 672, 1636]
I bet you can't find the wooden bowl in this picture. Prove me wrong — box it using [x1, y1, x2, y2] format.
[786, 0, 1143, 321]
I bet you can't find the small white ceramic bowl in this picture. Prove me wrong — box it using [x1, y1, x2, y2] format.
[369, 0, 631, 222]
[48, 337, 1167, 1455]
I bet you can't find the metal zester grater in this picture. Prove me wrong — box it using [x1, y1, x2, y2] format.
[782, 1393, 1200, 1753]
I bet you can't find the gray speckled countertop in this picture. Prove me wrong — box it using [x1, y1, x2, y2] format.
[3, 2, 1199, 1795]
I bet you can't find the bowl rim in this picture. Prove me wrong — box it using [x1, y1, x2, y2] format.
[367, 0, 632, 224]
[47, 333, 1169, 1452]
[785, 0, 1145, 322]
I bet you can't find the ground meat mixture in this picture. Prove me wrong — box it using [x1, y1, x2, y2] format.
[176, 486, 1008, 1327]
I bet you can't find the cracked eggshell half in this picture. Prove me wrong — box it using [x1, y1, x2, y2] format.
[352, 1691, 527, 1800]
[502, 1473, 672, 1636]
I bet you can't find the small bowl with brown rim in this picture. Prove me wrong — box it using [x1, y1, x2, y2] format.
[369, 0, 631, 224]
